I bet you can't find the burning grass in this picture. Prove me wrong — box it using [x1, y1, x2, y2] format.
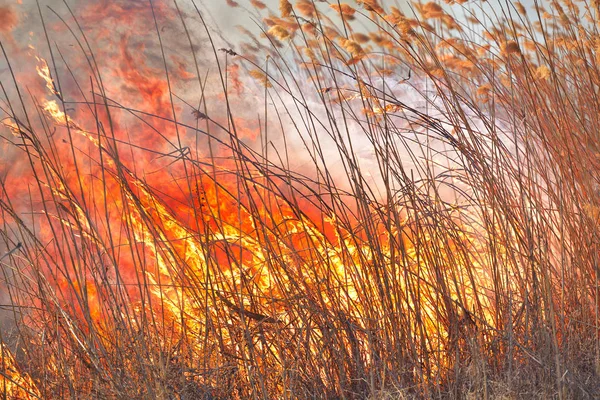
[1, 0, 600, 398]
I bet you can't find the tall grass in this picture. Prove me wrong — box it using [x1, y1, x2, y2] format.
[1, 0, 600, 398]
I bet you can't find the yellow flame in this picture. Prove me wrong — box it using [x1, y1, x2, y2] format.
[0, 118, 22, 137]
[30, 48, 61, 98]
[0, 343, 41, 399]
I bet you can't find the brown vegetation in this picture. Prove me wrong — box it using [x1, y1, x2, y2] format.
[1, 0, 600, 398]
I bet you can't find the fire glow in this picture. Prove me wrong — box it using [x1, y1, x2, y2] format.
[1, 0, 599, 398]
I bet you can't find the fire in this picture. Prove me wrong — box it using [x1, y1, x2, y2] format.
[33, 53, 61, 99]
[41, 99, 84, 131]
[0, 118, 21, 137]
[1, 0, 598, 397]
[31, 61, 499, 378]
[0, 344, 41, 398]
[2, 45, 515, 395]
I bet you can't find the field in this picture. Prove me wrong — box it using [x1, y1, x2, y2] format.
[1, 0, 600, 398]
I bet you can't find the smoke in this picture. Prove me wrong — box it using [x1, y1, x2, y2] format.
[0, 0, 511, 329]
[1, 0, 507, 225]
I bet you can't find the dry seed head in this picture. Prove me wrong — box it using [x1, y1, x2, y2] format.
[523, 39, 537, 52]
[550, 0, 571, 25]
[422, 2, 445, 19]
[584, 204, 600, 222]
[250, 0, 267, 9]
[383, 7, 401, 24]
[585, 12, 595, 24]
[436, 38, 458, 51]
[357, 0, 384, 14]
[512, 20, 525, 33]
[280, 0, 293, 17]
[263, 16, 276, 27]
[368, 32, 393, 48]
[564, 0, 579, 14]
[280, 19, 300, 32]
[382, 54, 401, 66]
[477, 83, 492, 96]
[269, 25, 291, 40]
[296, 0, 316, 17]
[499, 75, 512, 87]
[440, 55, 460, 71]
[555, 36, 578, 51]
[442, 14, 460, 31]
[226, 0, 239, 7]
[303, 46, 317, 60]
[342, 39, 364, 57]
[384, 13, 400, 25]
[305, 39, 319, 49]
[250, 69, 272, 87]
[324, 26, 340, 40]
[420, 21, 435, 33]
[578, 26, 589, 43]
[477, 44, 491, 56]
[395, 16, 416, 38]
[515, 2, 526, 15]
[390, 6, 403, 16]
[501, 40, 521, 56]
[330, 3, 356, 16]
[454, 42, 474, 57]
[533, 21, 544, 33]
[352, 32, 370, 44]
[429, 67, 445, 78]
[370, 32, 384, 45]
[261, 32, 284, 48]
[551, 1, 564, 13]
[385, 6, 406, 25]
[535, 65, 551, 80]
[302, 22, 316, 36]
[457, 59, 475, 72]
[423, 2, 443, 13]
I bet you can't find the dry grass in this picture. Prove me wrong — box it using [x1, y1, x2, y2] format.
[1, 0, 600, 398]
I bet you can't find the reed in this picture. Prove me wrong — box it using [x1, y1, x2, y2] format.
[1, 0, 599, 398]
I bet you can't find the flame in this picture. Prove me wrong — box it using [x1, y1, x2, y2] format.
[38, 81, 490, 374]
[30, 48, 62, 99]
[1, 0, 589, 397]
[0, 344, 41, 398]
[6, 47, 510, 392]
[0, 118, 21, 137]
